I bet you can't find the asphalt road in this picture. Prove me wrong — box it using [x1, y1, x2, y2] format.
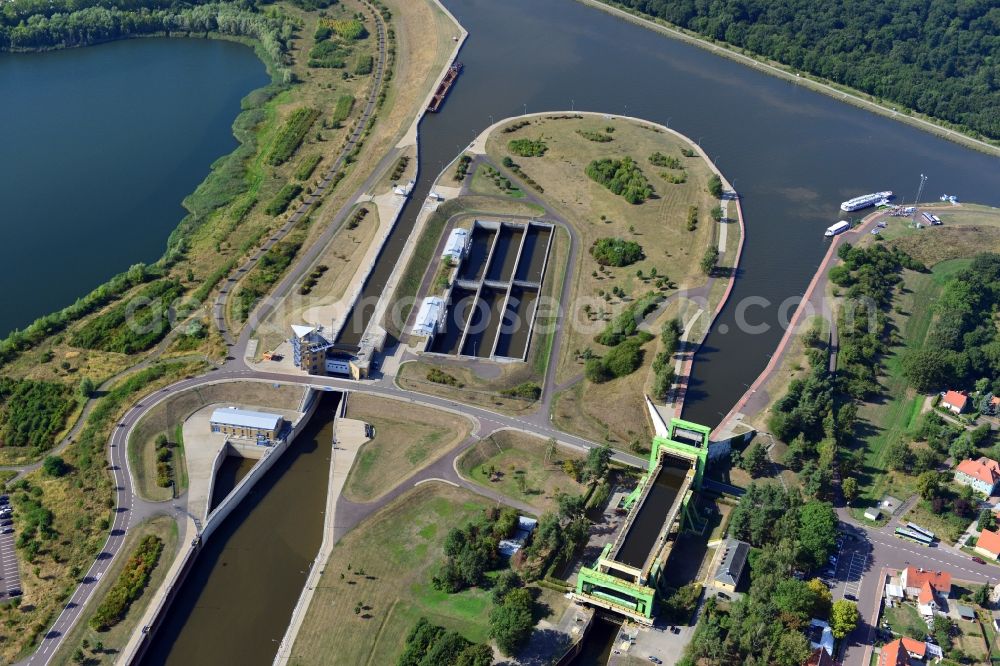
[835, 508, 997, 666]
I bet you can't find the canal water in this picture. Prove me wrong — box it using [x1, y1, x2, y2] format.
[0, 38, 268, 338]
[141, 391, 340, 666]
[208, 455, 257, 512]
[336, 0, 1000, 425]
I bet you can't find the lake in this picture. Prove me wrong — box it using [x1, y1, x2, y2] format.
[0, 37, 268, 338]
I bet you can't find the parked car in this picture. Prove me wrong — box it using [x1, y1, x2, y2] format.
[0, 520, 12, 527]
[0, 528, 12, 534]
[845, 593, 857, 601]
[648, 658, 662, 665]
[972, 556, 987, 565]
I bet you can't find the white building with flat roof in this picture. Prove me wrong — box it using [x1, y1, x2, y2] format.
[442, 228, 469, 262]
[209, 407, 284, 441]
[413, 297, 445, 336]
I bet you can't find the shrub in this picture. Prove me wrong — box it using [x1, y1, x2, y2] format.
[649, 152, 681, 168]
[585, 157, 652, 204]
[602, 338, 644, 378]
[42, 455, 69, 477]
[70, 280, 185, 354]
[0, 378, 73, 450]
[507, 138, 547, 157]
[590, 237, 644, 267]
[265, 183, 304, 216]
[267, 108, 320, 166]
[501, 383, 542, 400]
[353, 54, 374, 75]
[427, 368, 460, 386]
[89, 535, 164, 630]
[576, 129, 613, 142]
[331, 95, 355, 124]
[329, 17, 368, 40]
[295, 154, 322, 181]
[708, 173, 723, 197]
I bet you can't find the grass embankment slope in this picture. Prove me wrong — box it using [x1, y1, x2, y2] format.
[343, 395, 472, 502]
[457, 430, 587, 514]
[289, 484, 495, 665]
[50, 516, 178, 666]
[127, 381, 306, 501]
[487, 115, 725, 446]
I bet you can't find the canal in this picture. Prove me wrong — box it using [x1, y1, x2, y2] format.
[0, 38, 268, 338]
[141, 391, 340, 666]
[336, 0, 1000, 425]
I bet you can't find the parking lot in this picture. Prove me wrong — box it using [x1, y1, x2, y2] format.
[0, 501, 21, 598]
[828, 534, 872, 601]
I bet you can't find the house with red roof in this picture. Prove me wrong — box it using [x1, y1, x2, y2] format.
[976, 528, 1000, 561]
[878, 637, 928, 666]
[954, 456, 1000, 496]
[900, 567, 951, 617]
[941, 390, 968, 414]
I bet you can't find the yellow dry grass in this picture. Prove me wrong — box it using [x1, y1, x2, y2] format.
[481, 115, 720, 446]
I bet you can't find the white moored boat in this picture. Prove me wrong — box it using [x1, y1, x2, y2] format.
[840, 191, 893, 212]
[825, 220, 851, 237]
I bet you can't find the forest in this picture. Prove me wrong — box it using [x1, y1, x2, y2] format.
[602, 0, 1000, 140]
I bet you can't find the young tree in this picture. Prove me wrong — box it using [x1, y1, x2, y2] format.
[700, 247, 719, 275]
[78, 376, 95, 401]
[979, 508, 997, 532]
[707, 174, 723, 198]
[974, 583, 991, 608]
[544, 438, 557, 464]
[830, 599, 859, 639]
[584, 444, 612, 481]
[841, 477, 858, 504]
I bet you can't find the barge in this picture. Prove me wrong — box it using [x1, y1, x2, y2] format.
[427, 62, 462, 113]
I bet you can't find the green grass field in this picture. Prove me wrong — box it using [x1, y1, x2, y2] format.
[457, 430, 586, 514]
[853, 259, 971, 520]
[289, 484, 494, 665]
[343, 395, 472, 502]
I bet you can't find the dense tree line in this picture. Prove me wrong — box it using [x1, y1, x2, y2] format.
[0, 1, 297, 79]
[397, 618, 492, 666]
[682, 486, 846, 666]
[0, 378, 74, 450]
[601, 0, 1000, 140]
[431, 507, 517, 593]
[90, 534, 164, 630]
[902, 253, 1000, 393]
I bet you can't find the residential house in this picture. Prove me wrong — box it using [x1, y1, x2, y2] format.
[954, 456, 1000, 496]
[975, 528, 1000, 561]
[878, 637, 927, 666]
[900, 567, 951, 617]
[942, 390, 968, 414]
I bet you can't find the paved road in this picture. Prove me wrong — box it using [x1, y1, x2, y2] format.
[835, 507, 996, 666]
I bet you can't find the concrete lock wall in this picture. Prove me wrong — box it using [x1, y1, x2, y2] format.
[202, 389, 320, 542]
[126, 388, 322, 665]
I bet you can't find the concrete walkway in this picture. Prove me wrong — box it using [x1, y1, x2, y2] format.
[273, 416, 363, 665]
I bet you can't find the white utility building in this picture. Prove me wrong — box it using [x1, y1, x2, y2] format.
[442, 228, 469, 262]
[413, 297, 445, 336]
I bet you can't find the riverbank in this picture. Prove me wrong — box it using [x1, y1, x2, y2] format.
[575, 0, 1000, 157]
